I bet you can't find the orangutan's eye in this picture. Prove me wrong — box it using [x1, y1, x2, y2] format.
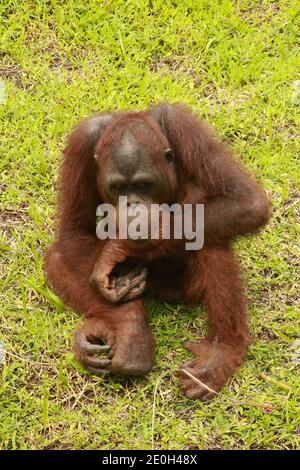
[165, 148, 174, 163]
[113, 183, 125, 192]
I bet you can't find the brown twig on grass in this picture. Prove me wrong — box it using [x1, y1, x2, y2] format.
[260, 372, 292, 392]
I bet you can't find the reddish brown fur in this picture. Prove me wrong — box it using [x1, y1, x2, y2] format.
[44, 103, 270, 400]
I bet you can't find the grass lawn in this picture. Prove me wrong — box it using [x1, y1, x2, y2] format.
[0, 0, 299, 450]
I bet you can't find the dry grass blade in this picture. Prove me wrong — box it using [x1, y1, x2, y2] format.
[179, 368, 218, 395]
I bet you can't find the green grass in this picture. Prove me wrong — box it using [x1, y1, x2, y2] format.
[0, 0, 299, 450]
